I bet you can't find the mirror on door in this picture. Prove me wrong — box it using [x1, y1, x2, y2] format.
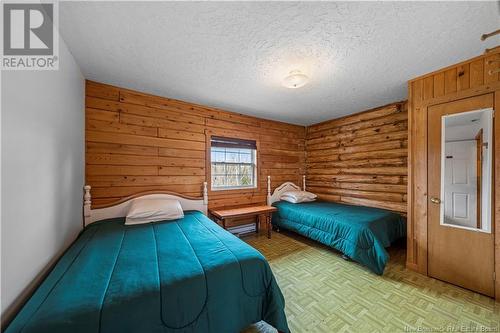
[440, 108, 493, 232]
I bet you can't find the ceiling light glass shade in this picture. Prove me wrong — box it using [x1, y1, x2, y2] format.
[282, 70, 309, 89]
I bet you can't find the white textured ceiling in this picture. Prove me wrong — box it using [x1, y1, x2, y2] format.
[59, 2, 499, 125]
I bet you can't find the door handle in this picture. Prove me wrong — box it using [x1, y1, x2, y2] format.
[430, 197, 441, 204]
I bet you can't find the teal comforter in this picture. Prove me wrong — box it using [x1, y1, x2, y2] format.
[6, 211, 289, 333]
[272, 201, 406, 275]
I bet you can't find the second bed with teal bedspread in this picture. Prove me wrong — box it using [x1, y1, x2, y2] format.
[272, 201, 406, 275]
[6, 211, 289, 333]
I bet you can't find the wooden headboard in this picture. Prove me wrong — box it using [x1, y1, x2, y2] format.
[83, 182, 208, 226]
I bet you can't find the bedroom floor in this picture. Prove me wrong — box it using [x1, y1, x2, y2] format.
[243, 230, 500, 333]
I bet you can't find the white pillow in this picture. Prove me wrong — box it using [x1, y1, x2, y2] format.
[280, 190, 317, 204]
[125, 198, 184, 225]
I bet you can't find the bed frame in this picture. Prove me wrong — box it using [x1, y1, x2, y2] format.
[266, 175, 306, 205]
[83, 182, 208, 226]
[84, 176, 304, 226]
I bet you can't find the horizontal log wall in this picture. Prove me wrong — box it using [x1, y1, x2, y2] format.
[86, 80, 408, 218]
[305, 102, 408, 213]
[85, 80, 305, 212]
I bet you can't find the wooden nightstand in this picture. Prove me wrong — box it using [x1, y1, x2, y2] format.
[209, 205, 278, 239]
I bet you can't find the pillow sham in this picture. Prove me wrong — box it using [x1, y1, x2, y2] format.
[125, 198, 184, 225]
[280, 196, 316, 204]
[280, 190, 317, 204]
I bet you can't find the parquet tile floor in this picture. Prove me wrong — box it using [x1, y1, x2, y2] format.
[243, 230, 500, 333]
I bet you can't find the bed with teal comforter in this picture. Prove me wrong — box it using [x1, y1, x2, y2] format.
[6, 211, 289, 333]
[272, 201, 406, 275]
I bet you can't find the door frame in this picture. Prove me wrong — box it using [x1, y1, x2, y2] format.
[475, 129, 483, 229]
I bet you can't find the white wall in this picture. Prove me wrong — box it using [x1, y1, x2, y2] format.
[445, 123, 480, 142]
[1, 35, 84, 323]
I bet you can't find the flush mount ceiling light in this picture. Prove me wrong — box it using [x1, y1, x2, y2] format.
[282, 70, 309, 89]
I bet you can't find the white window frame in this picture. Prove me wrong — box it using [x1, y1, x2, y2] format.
[210, 145, 258, 191]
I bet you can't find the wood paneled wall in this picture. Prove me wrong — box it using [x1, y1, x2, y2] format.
[86, 81, 409, 221]
[407, 49, 500, 291]
[85, 80, 305, 210]
[305, 102, 408, 213]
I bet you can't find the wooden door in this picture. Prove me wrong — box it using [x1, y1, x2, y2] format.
[428, 94, 495, 297]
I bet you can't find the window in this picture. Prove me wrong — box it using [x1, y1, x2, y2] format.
[210, 136, 257, 190]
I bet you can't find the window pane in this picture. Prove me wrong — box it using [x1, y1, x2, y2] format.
[210, 145, 256, 189]
[239, 153, 252, 163]
[240, 164, 252, 175]
[227, 164, 238, 175]
[240, 174, 252, 186]
[212, 163, 225, 174]
[227, 174, 238, 187]
[212, 175, 225, 187]
[225, 152, 238, 162]
[212, 150, 225, 163]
